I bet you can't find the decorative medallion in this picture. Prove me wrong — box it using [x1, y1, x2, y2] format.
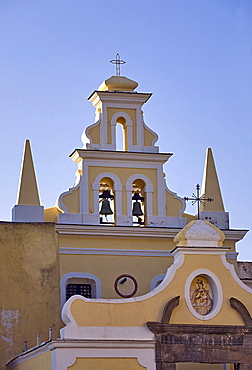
[114, 274, 138, 298]
[190, 275, 213, 315]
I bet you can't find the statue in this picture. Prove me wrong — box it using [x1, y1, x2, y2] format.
[191, 278, 213, 315]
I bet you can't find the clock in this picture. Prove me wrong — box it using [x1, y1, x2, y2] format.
[114, 274, 138, 298]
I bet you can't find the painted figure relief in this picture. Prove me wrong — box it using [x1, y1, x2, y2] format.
[190, 276, 213, 315]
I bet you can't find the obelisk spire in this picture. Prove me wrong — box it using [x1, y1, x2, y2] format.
[12, 140, 44, 222]
[17, 140, 40, 206]
[200, 148, 224, 212]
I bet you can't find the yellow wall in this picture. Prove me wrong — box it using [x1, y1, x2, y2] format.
[68, 357, 146, 369]
[11, 352, 51, 370]
[143, 126, 156, 147]
[60, 253, 173, 298]
[59, 235, 174, 250]
[86, 122, 101, 144]
[0, 223, 61, 369]
[59, 233, 175, 298]
[44, 206, 61, 222]
[61, 187, 80, 214]
[69, 252, 250, 328]
[165, 189, 184, 217]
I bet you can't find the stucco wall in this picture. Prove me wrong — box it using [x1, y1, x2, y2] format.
[0, 222, 61, 369]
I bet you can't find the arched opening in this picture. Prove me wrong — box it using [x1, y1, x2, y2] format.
[132, 179, 146, 226]
[99, 177, 115, 224]
[116, 116, 126, 151]
[60, 272, 101, 308]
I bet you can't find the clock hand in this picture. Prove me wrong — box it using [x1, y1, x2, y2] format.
[119, 277, 127, 284]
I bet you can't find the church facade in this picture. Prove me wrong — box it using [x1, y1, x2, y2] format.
[1, 74, 252, 370]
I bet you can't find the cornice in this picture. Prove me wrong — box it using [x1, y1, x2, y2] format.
[56, 224, 248, 242]
[56, 224, 181, 238]
[70, 149, 172, 164]
[59, 247, 173, 257]
[88, 90, 152, 106]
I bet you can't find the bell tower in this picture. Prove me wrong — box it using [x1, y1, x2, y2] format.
[56, 74, 186, 228]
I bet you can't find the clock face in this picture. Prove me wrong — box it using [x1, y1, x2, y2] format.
[114, 274, 138, 298]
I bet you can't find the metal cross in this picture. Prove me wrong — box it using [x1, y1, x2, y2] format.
[184, 184, 214, 220]
[110, 53, 126, 76]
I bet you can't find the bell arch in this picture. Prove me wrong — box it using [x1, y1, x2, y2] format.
[126, 174, 154, 225]
[110, 112, 133, 151]
[92, 172, 122, 225]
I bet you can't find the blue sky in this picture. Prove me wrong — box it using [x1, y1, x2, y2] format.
[0, 0, 251, 259]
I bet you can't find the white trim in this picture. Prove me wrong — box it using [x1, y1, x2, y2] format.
[111, 112, 133, 151]
[71, 149, 171, 164]
[82, 112, 102, 149]
[184, 269, 223, 321]
[7, 339, 155, 370]
[7, 342, 50, 369]
[226, 251, 239, 259]
[59, 247, 173, 257]
[56, 180, 81, 214]
[150, 274, 165, 290]
[55, 224, 248, 242]
[61, 253, 185, 326]
[221, 254, 252, 293]
[125, 174, 154, 192]
[60, 326, 154, 341]
[172, 247, 230, 257]
[141, 113, 158, 147]
[52, 340, 156, 370]
[88, 90, 152, 105]
[60, 272, 101, 308]
[164, 180, 186, 218]
[92, 172, 122, 191]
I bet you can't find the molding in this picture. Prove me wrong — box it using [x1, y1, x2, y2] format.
[184, 269, 223, 321]
[6, 341, 50, 369]
[226, 252, 239, 260]
[59, 247, 173, 257]
[56, 224, 183, 238]
[60, 272, 101, 308]
[172, 247, 230, 257]
[7, 339, 155, 370]
[59, 247, 237, 261]
[56, 180, 81, 213]
[230, 297, 252, 326]
[150, 274, 166, 290]
[92, 172, 122, 191]
[55, 224, 248, 242]
[164, 180, 186, 218]
[88, 90, 152, 105]
[82, 112, 101, 148]
[70, 149, 172, 164]
[60, 326, 155, 341]
[74, 158, 170, 169]
[161, 296, 180, 323]
[221, 254, 252, 294]
[126, 174, 153, 192]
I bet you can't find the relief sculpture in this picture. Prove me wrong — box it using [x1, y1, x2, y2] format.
[191, 276, 213, 315]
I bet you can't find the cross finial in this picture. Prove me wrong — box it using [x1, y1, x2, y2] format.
[184, 184, 214, 220]
[110, 53, 126, 76]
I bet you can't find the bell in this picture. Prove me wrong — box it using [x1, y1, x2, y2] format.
[132, 200, 143, 217]
[100, 199, 113, 215]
